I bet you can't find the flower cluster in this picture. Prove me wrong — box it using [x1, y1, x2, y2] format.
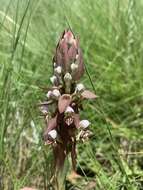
[39, 29, 96, 172]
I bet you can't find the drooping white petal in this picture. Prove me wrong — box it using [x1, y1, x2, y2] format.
[79, 120, 90, 129]
[65, 106, 74, 113]
[48, 130, 57, 139]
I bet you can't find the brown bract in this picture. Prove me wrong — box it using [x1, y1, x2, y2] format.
[58, 94, 72, 113]
[43, 116, 57, 141]
[81, 90, 97, 99]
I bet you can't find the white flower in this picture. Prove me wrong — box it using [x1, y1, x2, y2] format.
[65, 106, 74, 113]
[79, 120, 90, 129]
[75, 83, 85, 92]
[54, 66, 62, 74]
[46, 90, 52, 98]
[71, 63, 78, 71]
[52, 89, 61, 98]
[50, 75, 57, 84]
[64, 73, 72, 81]
[48, 130, 57, 139]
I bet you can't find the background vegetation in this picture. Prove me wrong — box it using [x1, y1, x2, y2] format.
[0, 0, 143, 189]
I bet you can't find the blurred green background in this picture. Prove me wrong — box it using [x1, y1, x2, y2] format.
[0, 0, 143, 189]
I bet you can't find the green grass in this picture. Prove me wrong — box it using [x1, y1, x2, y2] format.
[0, 0, 143, 189]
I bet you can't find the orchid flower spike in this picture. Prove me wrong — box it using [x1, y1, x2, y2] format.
[40, 29, 96, 175]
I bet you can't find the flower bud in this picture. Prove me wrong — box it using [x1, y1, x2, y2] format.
[64, 73, 72, 93]
[52, 89, 61, 98]
[54, 66, 62, 75]
[64, 73, 72, 81]
[79, 120, 90, 129]
[71, 63, 78, 72]
[48, 129, 57, 139]
[75, 83, 85, 92]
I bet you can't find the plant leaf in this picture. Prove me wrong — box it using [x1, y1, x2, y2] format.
[58, 94, 72, 113]
[81, 90, 97, 99]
